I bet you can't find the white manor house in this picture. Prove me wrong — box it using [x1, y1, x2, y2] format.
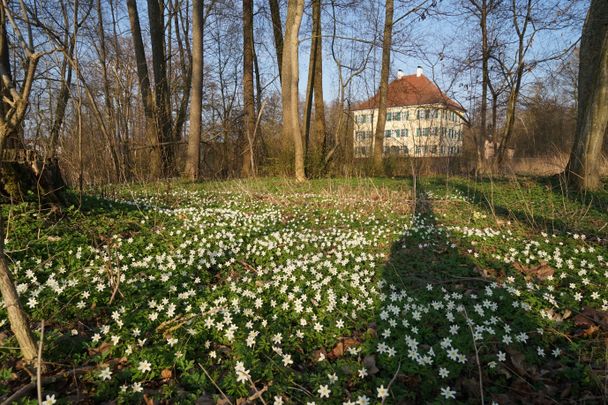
[352, 67, 467, 158]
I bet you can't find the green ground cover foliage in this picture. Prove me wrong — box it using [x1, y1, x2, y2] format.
[1, 176, 607, 404]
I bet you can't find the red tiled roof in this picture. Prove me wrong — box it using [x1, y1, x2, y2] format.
[353, 74, 465, 112]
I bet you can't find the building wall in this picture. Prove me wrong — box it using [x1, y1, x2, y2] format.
[352, 104, 465, 158]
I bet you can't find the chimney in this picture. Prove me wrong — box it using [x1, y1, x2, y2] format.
[416, 66, 423, 77]
[397, 69, 405, 79]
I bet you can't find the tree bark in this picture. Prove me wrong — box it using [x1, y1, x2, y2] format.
[126, 0, 162, 178]
[48, 32, 75, 160]
[0, 214, 37, 362]
[496, 62, 524, 166]
[312, 0, 326, 169]
[303, 8, 316, 173]
[478, 0, 489, 171]
[185, 0, 204, 180]
[372, 0, 394, 175]
[302, 0, 325, 176]
[147, 0, 174, 177]
[0, 6, 39, 363]
[96, 0, 123, 181]
[566, 0, 608, 191]
[281, 0, 305, 181]
[241, 0, 255, 177]
[496, 0, 531, 167]
[169, 0, 193, 155]
[269, 0, 283, 83]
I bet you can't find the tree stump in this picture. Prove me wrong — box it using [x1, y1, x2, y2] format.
[1, 157, 67, 206]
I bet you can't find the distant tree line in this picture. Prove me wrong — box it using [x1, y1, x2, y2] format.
[0, 0, 604, 189]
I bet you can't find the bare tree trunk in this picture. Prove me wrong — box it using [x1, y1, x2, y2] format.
[170, 0, 194, 154]
[496, 63, 524, 166]
[372, 0, 394, 175]
[253, 43, 263, 114]
[48, 44, 74, 159]
[496, 0, 531, 167]
[269, 0, 283, 83]
[96, 0, 123, 181]
[478, 0, 489, 171]
[566, 0, 608, 191]
[185, 0, 204, 180]
[303, 13, 316, 172]
[303, 0, 325, 176]
[109, 0, 133, 177]
[241, 0, 255, 177]
[126, 0, 162, 178]
[312, 0, 327, 169]
[0, 214, 37, 362]
[281, 0, 305, 181]
[147, 0, 174, 177]
[488, 81, 498, 141]
[0, 5, 39, 363]
[253, 42, 267, 163]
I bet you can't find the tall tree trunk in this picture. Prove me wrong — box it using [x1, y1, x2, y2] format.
[372, 0, 394, 175]
[312, 0, 326, 169]
[96, 0, 123, 181]
[0, 7, 39, 363]
[253, 43, 263, 114]
[0, 214, 37, 362]
[253, 41, 267, 162]
[496, 63, 524, 166]
[48, 57, 74, 158]
[147, 0, 174, 177]
[0, 7, 9, 123]
[269, 0, 283, 83]
[302, 13, 316, 172]
[488, 80, 498, 141]
[170, 0, 194, 152]
[185, 0, 204, 180]
[478, 0, 489, 171]
[566, 0, 608, 191]
[241, 0, 255, 177]
[303, 0, 325, 176]
[281, 0, 305, 181]
[126, 0, 162, 178]
[496, 0, 531, 167]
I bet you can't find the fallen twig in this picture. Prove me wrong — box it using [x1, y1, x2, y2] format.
[381, 361, 401, 405]
[36, 320, 45, 404]
[198, 363, 232, 405]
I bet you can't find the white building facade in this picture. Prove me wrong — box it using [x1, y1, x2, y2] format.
[352, 70, 466, 158]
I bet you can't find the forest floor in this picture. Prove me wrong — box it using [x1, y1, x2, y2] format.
[1, 176, 607, 404]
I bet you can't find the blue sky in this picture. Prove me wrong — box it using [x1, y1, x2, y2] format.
[127, 0, 586, 113]
[293, 0, 587, 111]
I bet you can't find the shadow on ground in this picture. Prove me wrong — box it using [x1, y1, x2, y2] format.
[433, 176, 608, 239]
[374, 181, 596, 403]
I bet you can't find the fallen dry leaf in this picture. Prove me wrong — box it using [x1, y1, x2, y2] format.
[513, 262, 555, 281]
[88, 342, 112, 356]
[328, 337, 359, 359]
[312, 348, 327, 362]
[575, 324, 600, 337]
[161, 368, 172, 379]
[574, 307, 608, 330]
